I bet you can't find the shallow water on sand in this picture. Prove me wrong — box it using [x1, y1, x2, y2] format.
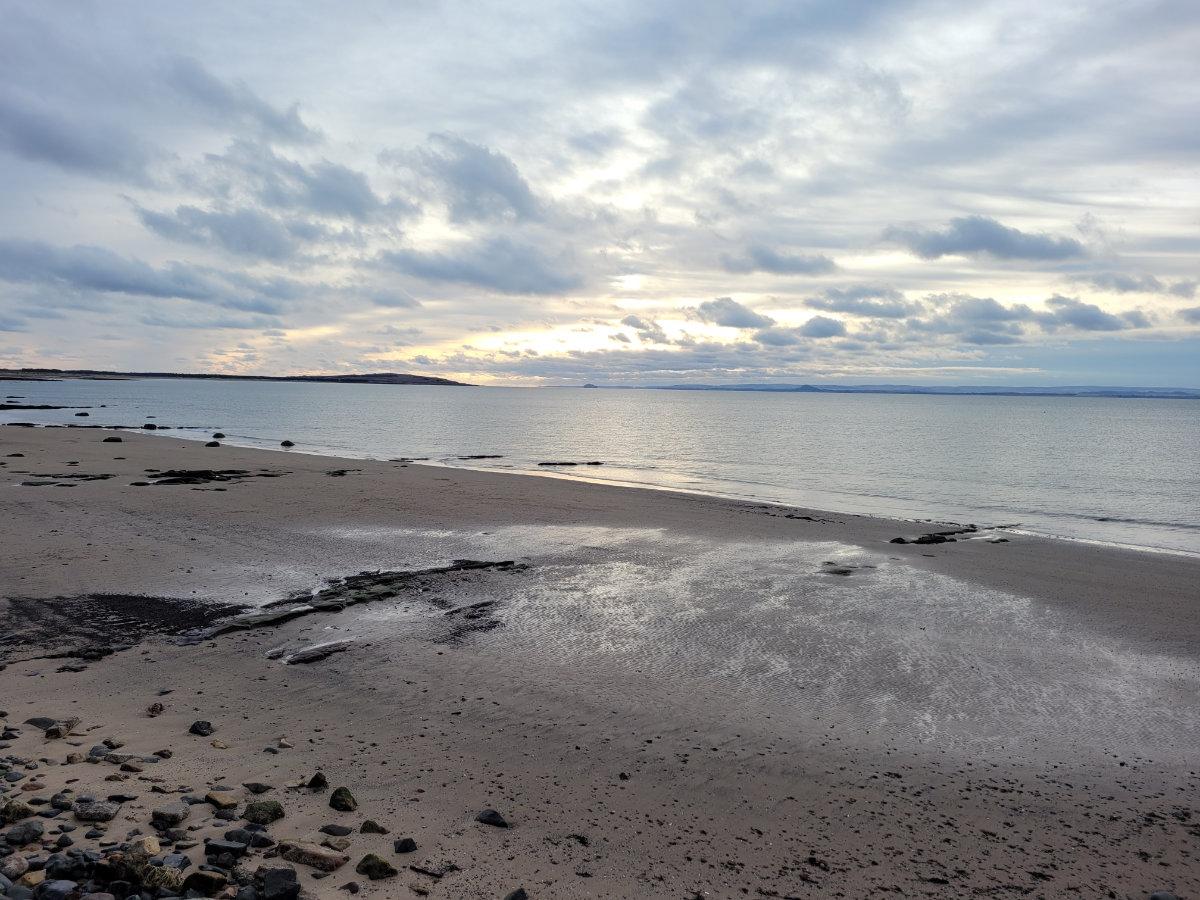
[307, 523, 1200, 765]
[4, 377, 1200, 553]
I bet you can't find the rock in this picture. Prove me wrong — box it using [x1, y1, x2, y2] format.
[125, 835, 160, 863]
[141, 423, 156, 430]
[181, 870, 228, 896]
[150, 802, 190, 828]
[1, 799, 34, 824]
[212, 433, 226, 439]
[34, 879, 77, 900]
[354, 854, 397, 880]
[283, 640, 354, 665]
[340, 881, 360, 894]
[72, 800, 118, 822]
[102, 437, 122, 443]
[1149, 894, 1179, 900]
[145, 702, 164, 717]
[475, 808, 509, 828]
[306, 772, 328, 792]
[205, 441, 221, 447]
[5, 820, 44, 845]
[188, 720, 215, 737]
[242, 800, 284, 825]
[503, 890, 529, 900]
[1, 854, 29, 880]
[328, 787, 357, 812]
[319, 824, 353, 837]
[243, 782, 273, 794]
[204, 838, 249, 859]
[392, 837, 417, 854]
[322, 836, 351, 852]
[256, 866, 300, 900]
[205, 790, 240, 810]
[278, 840, 349, 872]
[280, 441, 294, 448]
[359, 819, 387, 834]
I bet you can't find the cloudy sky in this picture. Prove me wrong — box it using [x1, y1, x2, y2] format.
[1, 1, 1198, 386]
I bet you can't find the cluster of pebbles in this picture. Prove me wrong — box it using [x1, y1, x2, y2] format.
[1, 713, 529, 900]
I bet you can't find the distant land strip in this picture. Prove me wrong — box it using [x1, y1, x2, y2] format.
[0, 368, 469, 387]
[579, 382, 1200, 400]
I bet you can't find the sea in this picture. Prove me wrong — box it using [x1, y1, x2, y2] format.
[4, 377, 1199, 555]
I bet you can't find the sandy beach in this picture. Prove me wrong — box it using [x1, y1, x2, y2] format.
[2, 425, 1198, 899]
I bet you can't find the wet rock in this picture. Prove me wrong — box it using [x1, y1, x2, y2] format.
[212, 433, 226, 439]
[181, 869, 228, 896]
[256, 866, 300, 900]
[475, 809, 509, 828]
[150, 802, 189, 828]
[5, 820, 44, 845]
[242, 800, 284, 825]
[72, 801, 118, 823]
[328, 788, 357, 812]
[205, 441, 221, 447]
[280, 441, 294, 448]
[278, 840, 349, 872]
[393, 837, 417, 854]
[354, 854, 397, 880]
[188, 720, 215, 737]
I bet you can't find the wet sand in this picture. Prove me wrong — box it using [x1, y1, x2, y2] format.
[2, 426, 1198, 898]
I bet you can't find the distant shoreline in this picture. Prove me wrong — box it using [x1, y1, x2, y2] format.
[0, 368, 469, 387]
[579, 382, 1200, 400]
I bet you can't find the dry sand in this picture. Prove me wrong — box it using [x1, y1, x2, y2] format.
[1, 426, 1198, 898]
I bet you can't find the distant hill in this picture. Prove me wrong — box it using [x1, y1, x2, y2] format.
[580, 382, 1200, 400]
[0, 368, 470, 387]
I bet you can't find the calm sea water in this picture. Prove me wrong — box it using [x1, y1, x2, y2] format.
[4, 378, 1199, 554]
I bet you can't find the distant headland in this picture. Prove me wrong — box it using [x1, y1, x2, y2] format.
[0, 368, 469, 386]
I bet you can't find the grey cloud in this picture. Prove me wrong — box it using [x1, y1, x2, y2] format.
[620, 314, 667, 342]
[0, 314, 26, 332]
[1039, 295, 1146, 331]
[798, 315, 847, 338]
[164, 57, 319, 145]
[885, 216, 1086, 261]
[752, 327, 801, 346]
[0, 92, 153, 182]
[381, 237, 583, 295]
[1083, 272, 1196, 298]
[694, 297, 775, 328]
[1179, 307, 1200, 324]
[137, 205, 299, 260]
[720, 245, 837, 275]
[410, 133, 539, 223]
[0, 238, 305, 315]
[806, 285, 919, 318]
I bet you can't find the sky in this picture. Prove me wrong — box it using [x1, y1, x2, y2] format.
[0, 1, 1198, 387]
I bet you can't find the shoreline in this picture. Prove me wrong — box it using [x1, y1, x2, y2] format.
[8, 418, 1199, 559]
[3, 426, 1199, 897]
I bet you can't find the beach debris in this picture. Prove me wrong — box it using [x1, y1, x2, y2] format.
[283, 639, 354, 664]
[475, 808, 509, 828]
[356, 853, 398, 880]
[329, 786, 358, 812]
[189, 719, 215, 736]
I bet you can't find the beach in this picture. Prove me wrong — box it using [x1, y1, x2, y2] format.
[2, 426, 1198, 898]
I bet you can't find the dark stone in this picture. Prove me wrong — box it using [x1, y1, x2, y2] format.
[306, 773, 328, 792]
[340, 881, 360, 894]
[181, 869, 228, 896]
[142, 424, 157, 430]
[188, 721, 215, 737]
[888, 537, 907, 544]
[318, 825, 352, 837]
[102, 437, 122, 443]
[5, 820, 44, 845]
[359, 820, 387, 835]
[205, 441, 221, 448]
[280, 441, 294, 448]
[241, 800, 284, 826]
[256, 866, 300, 900]
[212, 433, 226, 439]
[243, 783, 273, 795]
[328, 788, 357, 813]
[503, 890, 529, 900]
[475, 809, 509, 828]
[354, 854, 397, 880]
[204, 838, 248, 859]
[392, 838, 416, 854]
